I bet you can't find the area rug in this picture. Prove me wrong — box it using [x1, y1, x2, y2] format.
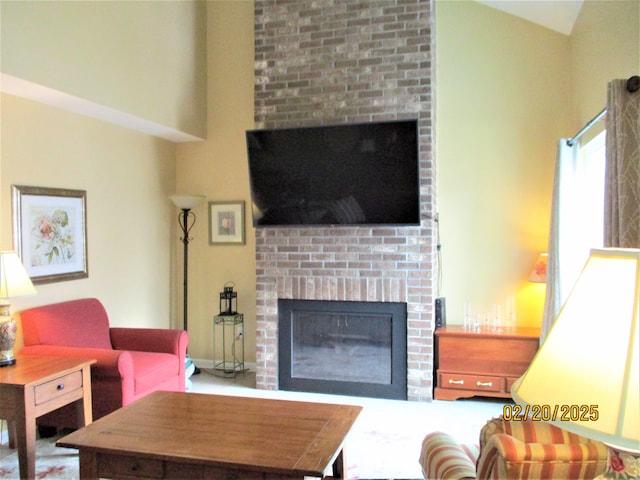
[0, 436, 78, 479]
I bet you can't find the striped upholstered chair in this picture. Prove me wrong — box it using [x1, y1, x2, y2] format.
[419, 417, 608, 479]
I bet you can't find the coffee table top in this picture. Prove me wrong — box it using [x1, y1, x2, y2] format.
[58, 390, 362, 478]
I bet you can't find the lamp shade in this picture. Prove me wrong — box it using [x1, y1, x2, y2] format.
[511, 248, 639, 452]
[529, 253, 548, 282]
[169, 194, 205, 210]
[0, 251, 36, 299]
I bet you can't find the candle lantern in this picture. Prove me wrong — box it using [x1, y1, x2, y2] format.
[219, 282, 238, 315]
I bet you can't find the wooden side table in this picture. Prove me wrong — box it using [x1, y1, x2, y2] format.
[0, 355, 95, 479]
[435, 326, 540, 401]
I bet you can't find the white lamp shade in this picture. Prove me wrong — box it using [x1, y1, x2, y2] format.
[0, 251, 36, 299]
[512, 248, 639, 452]
[169, 194, 205, 210]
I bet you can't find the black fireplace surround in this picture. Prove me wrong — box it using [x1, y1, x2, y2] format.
[278, 299, 407, 400]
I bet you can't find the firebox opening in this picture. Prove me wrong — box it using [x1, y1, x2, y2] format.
[278, 299, 407, 400]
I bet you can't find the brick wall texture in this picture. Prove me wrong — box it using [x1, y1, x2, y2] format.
[253, 0, 436, 401]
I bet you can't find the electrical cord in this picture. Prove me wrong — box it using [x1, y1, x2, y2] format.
[434, 213, 443, 297]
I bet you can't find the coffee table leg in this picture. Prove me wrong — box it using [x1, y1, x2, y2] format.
[332, 449, 347, 479]
[8, 420, 16, 449]
[78, 450, 99, 479]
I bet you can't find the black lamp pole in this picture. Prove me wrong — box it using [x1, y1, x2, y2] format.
[170, 194, 204, 380]
[177, 207, 196, 333]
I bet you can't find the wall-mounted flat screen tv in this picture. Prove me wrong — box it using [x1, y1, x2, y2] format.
[246, 119, 420, 227]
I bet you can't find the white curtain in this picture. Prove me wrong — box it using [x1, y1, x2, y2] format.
[541, 136, 606, 341]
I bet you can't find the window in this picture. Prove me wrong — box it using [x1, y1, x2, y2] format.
[559, 130, 606, 297]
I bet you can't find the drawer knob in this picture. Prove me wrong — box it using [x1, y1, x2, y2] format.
[56, 384, 65, 391]
[476, 381, 493, 387]
[448, 379, 464, 385]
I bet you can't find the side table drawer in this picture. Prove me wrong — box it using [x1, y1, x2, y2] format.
[35, 371, 83, 406]
[440, 372, 503, 393]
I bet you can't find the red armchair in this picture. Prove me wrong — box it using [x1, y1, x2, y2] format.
[19, 298, 188, 430]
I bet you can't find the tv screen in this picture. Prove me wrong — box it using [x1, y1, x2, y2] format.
[246, 120, 420, 227]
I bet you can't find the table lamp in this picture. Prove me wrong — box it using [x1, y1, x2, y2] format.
[512, 248, 639, 477]
[529, 252, 548, 283]
[0, 251, 37, 366]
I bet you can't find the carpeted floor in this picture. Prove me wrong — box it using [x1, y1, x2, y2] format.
[0, 434, 77, 479]
[0, 371, 506, 479]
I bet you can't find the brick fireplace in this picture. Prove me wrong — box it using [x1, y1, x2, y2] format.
[253, 0, 436, 401]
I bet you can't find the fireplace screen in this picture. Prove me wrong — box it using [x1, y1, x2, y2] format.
[279, 299, 407, 400]
[292, 311, 391, 384]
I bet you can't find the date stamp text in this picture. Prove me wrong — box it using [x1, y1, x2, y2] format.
[503, 404, 599, 422]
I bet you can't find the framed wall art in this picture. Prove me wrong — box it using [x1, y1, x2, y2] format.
[12, 185, 88, 284]
[208, 201, 245, 245]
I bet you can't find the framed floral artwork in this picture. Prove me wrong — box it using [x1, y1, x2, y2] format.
[208, 201, 245, 245]
[12, 185, 88, 284]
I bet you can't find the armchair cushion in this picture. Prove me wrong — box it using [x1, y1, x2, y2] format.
[19, 298, 188, 430]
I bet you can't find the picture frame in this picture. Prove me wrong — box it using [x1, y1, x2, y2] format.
[208, 201, 245, 245]
[12, 185, 88, 284]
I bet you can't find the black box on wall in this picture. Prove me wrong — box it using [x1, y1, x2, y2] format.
[435, 297, 446, 328]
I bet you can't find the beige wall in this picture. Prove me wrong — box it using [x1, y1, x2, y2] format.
[569, 0, 640, 141]
[1, 0, 207, 139]
[435, 0, 638, 328]
[174, 1, 256, 364]
[0, 94, 176, 341]
[435, 1, 571, 328]
[0, 2, 206, 351]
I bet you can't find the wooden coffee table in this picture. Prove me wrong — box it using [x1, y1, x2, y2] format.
[58, 390, 362, 479]
[0, 355, 95, 479]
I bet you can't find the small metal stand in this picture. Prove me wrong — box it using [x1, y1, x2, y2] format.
[212, 313, 244, 377]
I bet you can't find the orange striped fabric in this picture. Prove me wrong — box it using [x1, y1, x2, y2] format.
[476, 417, 608, 479]
[420, 432, 478, 479]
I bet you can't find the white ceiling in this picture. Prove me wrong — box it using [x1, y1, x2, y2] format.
[475, 0, 584, 35]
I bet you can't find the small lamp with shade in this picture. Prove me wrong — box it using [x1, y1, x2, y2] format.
[0, 251, 37, 367]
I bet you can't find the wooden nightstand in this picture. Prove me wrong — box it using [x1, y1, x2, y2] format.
[435, 326, 540, 401]
[0, 355, 95, 479]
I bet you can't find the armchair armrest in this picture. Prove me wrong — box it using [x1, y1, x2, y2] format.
[477, 433, 608, 479]
[20, 345, 133, 380]
[110, 328, 188, 356]
[419, 432, 477, 480]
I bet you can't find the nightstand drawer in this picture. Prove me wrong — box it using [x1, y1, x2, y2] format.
[440, 372, 503, 392]
[34, 371, 83, 405]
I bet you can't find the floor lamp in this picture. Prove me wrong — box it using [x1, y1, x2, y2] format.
[170, 194, 205, 378]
